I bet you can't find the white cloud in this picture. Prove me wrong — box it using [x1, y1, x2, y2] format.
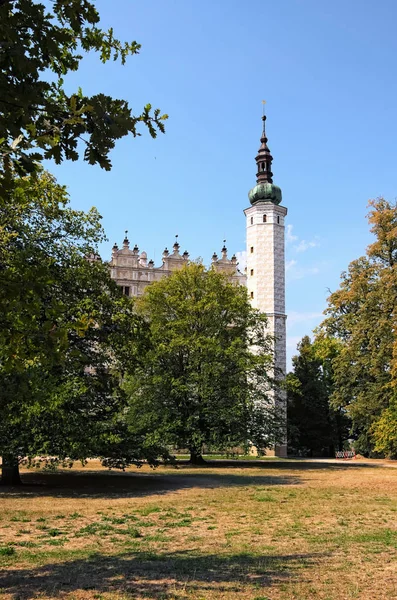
[286, 224, 320, 254]
[235, 250, 246, 271]
[285, 259, 297, 272]
[294, 238, 319, 253]
[286, 224, 298, 243]
[287, 311, 323, 327]
[286, 263, 320, 281]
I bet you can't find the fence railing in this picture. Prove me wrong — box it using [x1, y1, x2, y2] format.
[335, 450, 356, 460]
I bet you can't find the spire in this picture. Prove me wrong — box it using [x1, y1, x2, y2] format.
[248, 106, 282, 205]
[255, 110, 273, 185]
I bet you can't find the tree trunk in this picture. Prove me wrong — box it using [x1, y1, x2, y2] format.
[189, 448, 206, 465]
[1, 455, 21, 485]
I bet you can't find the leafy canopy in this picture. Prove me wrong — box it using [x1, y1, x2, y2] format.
[0, 0, 168, 187]
[320, 198, 397, 457]
[0, 171, 163, 480]
[124, 263, 284, 461]
[286, 335, 350, 456]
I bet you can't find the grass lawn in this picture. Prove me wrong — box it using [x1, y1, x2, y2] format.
[0, 459, 396, 599]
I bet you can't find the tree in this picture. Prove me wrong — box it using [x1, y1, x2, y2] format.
[321, 198, 397, 456]
[312, 333, 351, 453]
[286, 336, 337, 456]
[371, 404, 397, 458]
[123, 263, 284, 464]
[0, 1, 169, 482]
[0, 0, 167, 189]
[0, 171, 166, 484]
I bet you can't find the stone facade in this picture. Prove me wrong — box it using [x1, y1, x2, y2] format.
[110, 237, 246, 297]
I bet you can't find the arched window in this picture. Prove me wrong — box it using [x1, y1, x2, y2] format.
[277, 216, 280, 224]
[250, 246, 254, 254]
[250, 291, 254, 299]
[250, 269, 254, 276]
[261, 162, 266, 171]
[250, 216, 253, 225]
[263, 214, 267, 223]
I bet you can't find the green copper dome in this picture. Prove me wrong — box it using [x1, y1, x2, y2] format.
[248, 182, 282, 205]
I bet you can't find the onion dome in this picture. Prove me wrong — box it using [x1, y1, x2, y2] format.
[248, 113, 282, 205]
[249, 182, 282, 205]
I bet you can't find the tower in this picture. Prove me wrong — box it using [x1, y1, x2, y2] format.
[244, 112, 288, 457]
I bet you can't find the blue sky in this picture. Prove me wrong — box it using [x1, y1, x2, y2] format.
[49, 0, 397, 369]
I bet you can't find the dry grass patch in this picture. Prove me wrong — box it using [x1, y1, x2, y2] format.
[0, 460, 396, 599]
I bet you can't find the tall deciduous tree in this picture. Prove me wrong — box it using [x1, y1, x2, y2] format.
[312, 333, 351, 453]
[286, 336, 337, 456]
[286, 334, 350, 456]
[124, 263, 284, 464]
[0, 171, 164, 484]
[321, 198, 397, 456]
[0, 0, 167, 188]
[0, 0, 169, 482]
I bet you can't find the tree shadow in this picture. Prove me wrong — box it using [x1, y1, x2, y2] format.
[1, 457, 384, 499]
[0, 550, 325, 599]
[0, 469, 302, 499]
[188, 458, 386, 470]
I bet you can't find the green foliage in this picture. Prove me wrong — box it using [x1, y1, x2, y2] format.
[0, 170, 164, 481]
[123, 263, 284, 460]
[320, 198, 397, 456]
[0, 0, 167, 188]
[371, 403, 397, 458]
[286, 336, 342, 456]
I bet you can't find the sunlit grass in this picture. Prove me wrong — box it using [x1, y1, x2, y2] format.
[0, 459, 396, 599]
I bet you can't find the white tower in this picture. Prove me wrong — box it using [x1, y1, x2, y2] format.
[244, 113, 288, 457]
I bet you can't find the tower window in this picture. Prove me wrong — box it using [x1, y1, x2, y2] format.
[250, 246, 254, 253]
[263, 214, 267, 223]
[277, 216, 280, 224]
[250, 269, 254, 276]
[261, 162, 266, 171]
[250, 291, 254, 299]
[250, 216, 253, 225]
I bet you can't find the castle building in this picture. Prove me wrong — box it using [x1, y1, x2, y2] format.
[110, 114, 287, 457]
[110, 237, 245, 296]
